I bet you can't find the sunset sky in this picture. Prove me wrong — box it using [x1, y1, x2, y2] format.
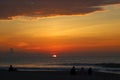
[0, 0, 120, 57]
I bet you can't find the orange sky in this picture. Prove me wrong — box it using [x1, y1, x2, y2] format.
[0, 1, 120, 56]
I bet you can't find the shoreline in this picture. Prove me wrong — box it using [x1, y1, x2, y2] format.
[1, 66, 120, 75]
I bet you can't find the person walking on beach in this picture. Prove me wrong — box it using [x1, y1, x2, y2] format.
[70, 66, 76, 75]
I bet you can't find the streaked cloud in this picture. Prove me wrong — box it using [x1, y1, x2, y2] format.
[16, 42, 29, 47]
[0, 0, 120, 20]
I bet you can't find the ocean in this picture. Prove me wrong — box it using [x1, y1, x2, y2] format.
[0, 55, 120, 74]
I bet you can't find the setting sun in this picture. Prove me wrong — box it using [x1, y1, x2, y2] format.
[52, 54, 57, 58]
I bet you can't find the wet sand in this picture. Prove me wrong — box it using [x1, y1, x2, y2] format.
[0, 71, 120, 80]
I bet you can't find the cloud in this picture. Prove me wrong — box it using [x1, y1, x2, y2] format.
[0, 0, 120, 20]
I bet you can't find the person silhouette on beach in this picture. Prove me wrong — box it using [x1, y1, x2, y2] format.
[88, 67, 93, 75]
[9, 65, 14, 72]
[80, 67, 85, 75]
[8, 65, 17, 72]
[70, 66, 76, 75]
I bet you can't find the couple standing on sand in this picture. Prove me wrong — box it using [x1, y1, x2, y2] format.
[70, 66, 93, 75]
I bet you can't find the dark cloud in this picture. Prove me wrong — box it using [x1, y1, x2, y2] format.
[0, 0, 120, 20]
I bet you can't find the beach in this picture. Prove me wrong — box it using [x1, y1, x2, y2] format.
[0, 71, 120, 80]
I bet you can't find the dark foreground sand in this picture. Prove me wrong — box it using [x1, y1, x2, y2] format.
[0, 71, 120, 80]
